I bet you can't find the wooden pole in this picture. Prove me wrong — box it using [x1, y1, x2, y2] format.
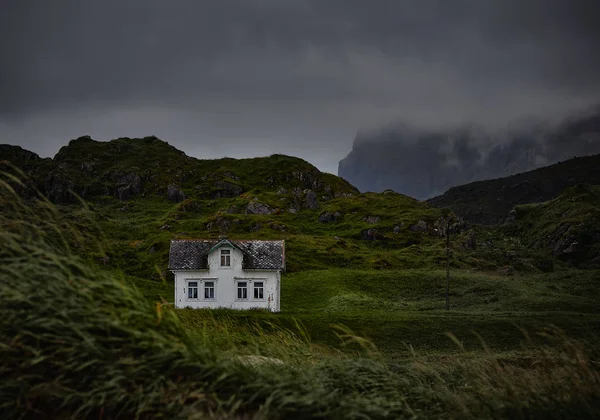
[445, 219, 450, 311]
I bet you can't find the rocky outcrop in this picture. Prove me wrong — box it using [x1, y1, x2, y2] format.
[167, 184, 185, 203]
[318, 211, 342, 223]
[362, 215, 381, 224]
[45, 168, 76, 203]
[305, 190, 318, 209]
[211, 180, 243, 199]
[245, 201, 273, 215]
[268, 222, 286, 231]
[116, 172, 142, 201]
[360, 228, 386, 241]
[409, 220, 428, 232]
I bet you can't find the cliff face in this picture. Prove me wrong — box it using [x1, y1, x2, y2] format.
[338, 107, 600, 199]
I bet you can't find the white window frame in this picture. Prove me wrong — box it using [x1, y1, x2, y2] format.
[186, 279, 200, 300]
[236, 280, 248, 300]
[253, 281, 265, 300]
[203, 280, 216, 300]
[220, 248, 231, 268]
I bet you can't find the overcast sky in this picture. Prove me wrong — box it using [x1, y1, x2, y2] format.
[1, 0, 599, 174]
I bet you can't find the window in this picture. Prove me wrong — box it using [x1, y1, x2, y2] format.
[237, 281, 248, 299]
[187, 281, 198, 299]
[221, 249, 231, 267]
[204, 281, 215, 299]
[254, 281, 264, 299]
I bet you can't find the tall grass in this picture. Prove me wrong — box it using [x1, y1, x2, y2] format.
[1, 171, 600, 419]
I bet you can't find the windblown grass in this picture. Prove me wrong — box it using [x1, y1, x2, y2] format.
[2, 174, 600, 419]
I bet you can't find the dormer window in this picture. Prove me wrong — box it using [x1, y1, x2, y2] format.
[220, 249, 231, 267]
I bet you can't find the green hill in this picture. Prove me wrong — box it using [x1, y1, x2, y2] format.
[2, 137, 600, 418]
[428, 154, 600, 225]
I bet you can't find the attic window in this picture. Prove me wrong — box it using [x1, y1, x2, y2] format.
[221, 249, 231, 266]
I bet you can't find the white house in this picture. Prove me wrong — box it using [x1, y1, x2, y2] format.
[169, 238, 285, 312]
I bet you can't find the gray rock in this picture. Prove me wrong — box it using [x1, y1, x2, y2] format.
[181, 200, 201, 212]
[409, 220, 428, 232]
[227, 205, 240, 214]
[249, 222, 262, 232]
[288, 207, 298, 214]
[360, 228, 386, 241]
[393, 225, 401, 234]
[159, 224, 172, 231]
[464, 232, 477, 249]
[221, 171, 239, 180]
[167, 184, 185, 203]
[277, 187, 288, 195]
[305, 190, 318, 209]
[116, 173, 142, 201]
[318, 211, 342, 223]
[245, 201, 273, 215]
[45, 169, 75, 203]
[363, 215, 381, 224]
[211, 180, 243, 198]
[268, 222, 286, 231]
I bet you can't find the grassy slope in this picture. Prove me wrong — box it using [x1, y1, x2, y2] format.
[3, 142, 600, 418]
[428, 153, 600, 225]
[3, 138, 600, 354]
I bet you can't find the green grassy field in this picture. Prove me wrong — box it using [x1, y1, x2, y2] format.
[3, 142, 600, 418]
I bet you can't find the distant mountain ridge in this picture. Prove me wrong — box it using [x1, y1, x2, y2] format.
[338, 105, 600, 199]
[427, 154, 600, 225]
[0, 135, 359, 204]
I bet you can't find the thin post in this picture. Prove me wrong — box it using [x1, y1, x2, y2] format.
[445, 219, 450, 311]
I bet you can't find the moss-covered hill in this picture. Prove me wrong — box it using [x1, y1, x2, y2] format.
[428, 154, 600, 225]
[503, 184, 600, 268]
[0, 137, 473, 276]
[2, 136, 599, 284]
[1, 135, 358, 203]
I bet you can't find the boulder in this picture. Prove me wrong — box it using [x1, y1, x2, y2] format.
[167, 184, 185, 203]
[45, 169, 75, 203]
[116, 172, 142, 201]
[211, 180, 243, 198]
[180, 199, 202, 212]
[360, 228, 386, 241]
[362, 215, 381, 224]
[249, 222, 262, 232]
[464, 231, 477, 250]
[245, 201, 273, 215]
[318, 211, 342, 223]
[409, 220, 428, 232]
[393, 225, 402, 234]
[227, 205, 240, 214]
[305, 190, 318, 209]
[268, 222, 286, 231]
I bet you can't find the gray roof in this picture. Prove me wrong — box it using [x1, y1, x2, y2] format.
[169, 239, 285, 271]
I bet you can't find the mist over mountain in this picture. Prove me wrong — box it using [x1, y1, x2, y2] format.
[338, 105, 600, 199]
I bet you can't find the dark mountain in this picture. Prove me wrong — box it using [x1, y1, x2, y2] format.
[0, 135, 359, 204]
[427, 154, 600, 225]
[338, 106, 600, 199]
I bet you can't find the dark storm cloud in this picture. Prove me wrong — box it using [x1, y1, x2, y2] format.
[1, 0, 599, 173]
